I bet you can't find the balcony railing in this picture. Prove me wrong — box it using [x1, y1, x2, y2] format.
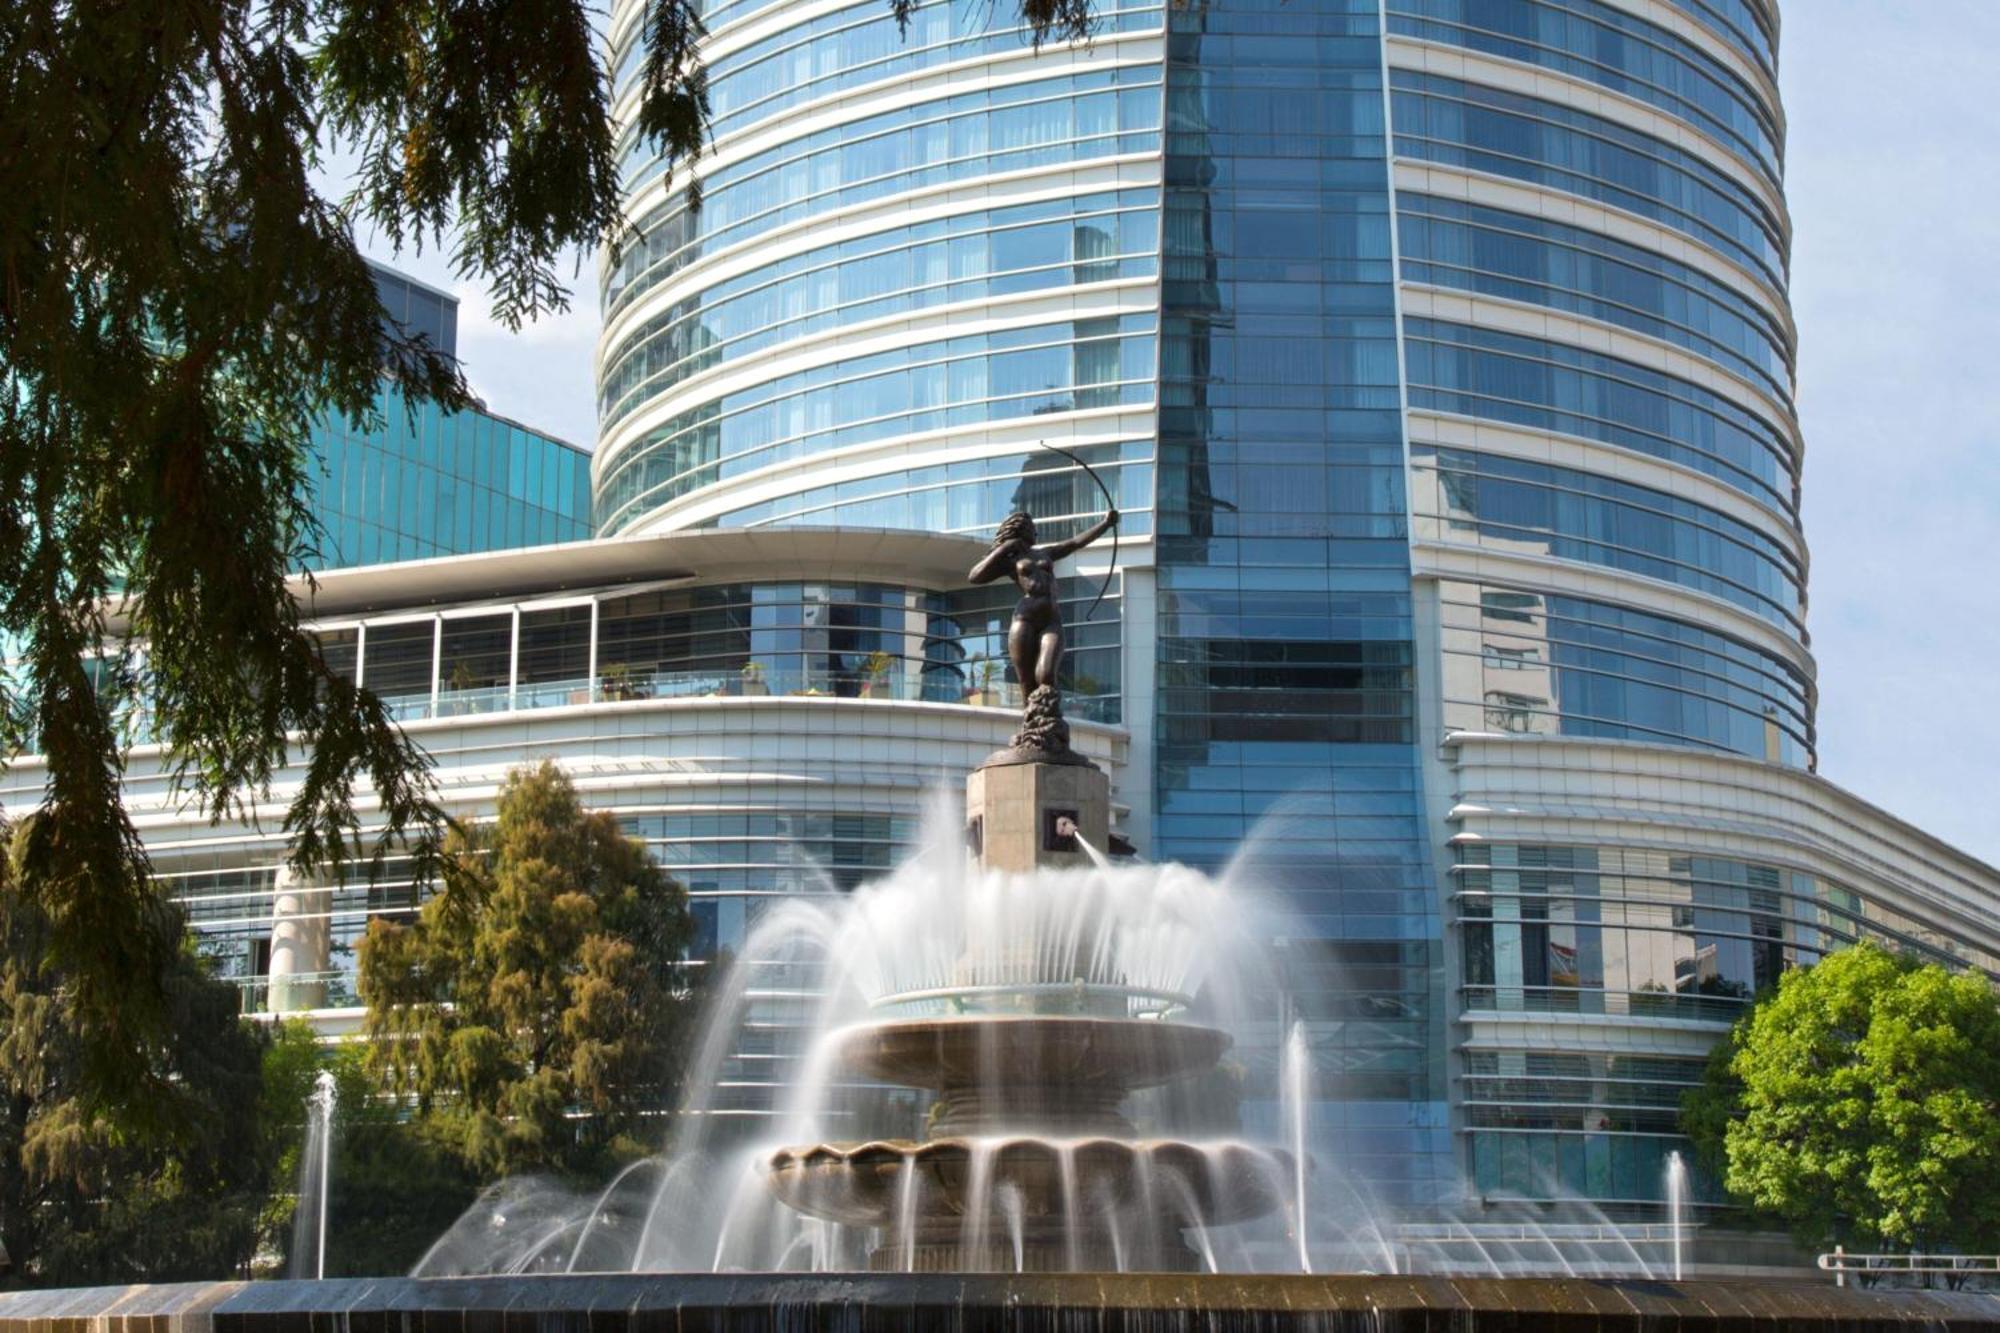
[1460, 984, 1746, 1024]
[379, 670, 1119, 724]
[234, 970, 359, 1015]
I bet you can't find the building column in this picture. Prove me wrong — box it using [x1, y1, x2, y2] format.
[268, 864, 333, 1014]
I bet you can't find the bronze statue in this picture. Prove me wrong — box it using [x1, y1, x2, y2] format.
[969, 506, 1117, 759]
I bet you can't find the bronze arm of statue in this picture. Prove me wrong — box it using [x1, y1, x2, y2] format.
[968, 508, 1119, 700]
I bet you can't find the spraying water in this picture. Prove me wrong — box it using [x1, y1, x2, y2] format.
[1281, 1022, 1311, 1274]
[1666, 1150, 1689, 1280]
[414, 796, 1687, 1278]
[290, 1070, 336, 1280]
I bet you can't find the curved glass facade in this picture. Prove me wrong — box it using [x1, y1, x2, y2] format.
[1456, 838, 1998, 1203]
[583, 0, 2000, 1221]
[1404, 317, 1798, 516]
[1412, 447, 1805, 633]
[1389, 71, 1785, 292]
[1398, 194, 1793, 403]
[1437, 580, 1812, 765]
[1386, 0, 1782, 185]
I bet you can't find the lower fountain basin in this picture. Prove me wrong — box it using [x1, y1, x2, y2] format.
[766, 1135, 1291, 1230]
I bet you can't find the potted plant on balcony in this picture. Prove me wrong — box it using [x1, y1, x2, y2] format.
[736, 660, 769, 697]
[964, 660, 1004, 708]
[600, 662, 651, 702]
[859, 651, 896, 699]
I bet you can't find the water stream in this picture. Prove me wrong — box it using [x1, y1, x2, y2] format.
[415, 796, 1679, 1278]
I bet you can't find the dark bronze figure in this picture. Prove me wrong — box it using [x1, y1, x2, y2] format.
[968, 506, 1117, 759]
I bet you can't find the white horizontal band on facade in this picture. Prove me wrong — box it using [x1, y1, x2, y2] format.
[627, 409, 1157, 534]
[611, 33, 1164, 210]
[1405, 408, 1806, 559]
[1389, 159, 1790, 336]
[1384, 36, 1787, 230]
[18, 696, 1128, 840]
[1589, 0, 1782, 116]
[597, 280, 1157, 473]
[600, 273, 1156, 447]
[600, 157, 1163, 354]
[1443, 735, 2000, 953]
[1410, 543, 1813, 676]
[1396, 284, 1800, 449]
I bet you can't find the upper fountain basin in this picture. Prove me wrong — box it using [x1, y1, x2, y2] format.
[837, 1015, 1231, 1094]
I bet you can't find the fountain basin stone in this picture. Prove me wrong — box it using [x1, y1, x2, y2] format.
[5, 1274, 1998, 1333]
[767, 1135, 1290, 1229]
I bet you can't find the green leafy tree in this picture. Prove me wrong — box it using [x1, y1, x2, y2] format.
[358, 761, 696, 1179]
[0, 821, 275, 1287]
[1683, 941, 2000, 1253]
[1, 0, 1087, 1114]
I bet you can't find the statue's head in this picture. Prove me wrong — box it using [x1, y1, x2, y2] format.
[994, 511, 1036, 549]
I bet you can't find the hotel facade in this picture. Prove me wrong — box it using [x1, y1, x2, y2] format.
[9, 0, 2000, 1224]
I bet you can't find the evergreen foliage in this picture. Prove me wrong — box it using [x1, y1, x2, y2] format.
[0, 821, 277, 1286]
[1683, 941, 2000, 1253]
[358, 762, 697, 1179]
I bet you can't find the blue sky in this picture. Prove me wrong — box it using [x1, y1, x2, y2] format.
[355, 3, 2000, 867]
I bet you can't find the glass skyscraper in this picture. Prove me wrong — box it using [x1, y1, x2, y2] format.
[302, 265, 594, 571]
[17, 0, 1996, 1239]
[590, 0, 2000, 1218]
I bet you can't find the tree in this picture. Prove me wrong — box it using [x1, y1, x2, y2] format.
[0, 820, 276, 1286]
[1683, 941, 2000, 1254]
[1, 0, 1086, 1115]
[358, 761, 696, 1179]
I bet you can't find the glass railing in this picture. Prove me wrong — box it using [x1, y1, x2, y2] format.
[235, 970, 361, 1015]
[1460, 984, 1746, 1024]
[380, 671, 1121, 724]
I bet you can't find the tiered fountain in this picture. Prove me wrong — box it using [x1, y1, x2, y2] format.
[755, 510, 1292, 1272]
[6, 511, 1995, 1331]
[761, 747, 1289, 1272]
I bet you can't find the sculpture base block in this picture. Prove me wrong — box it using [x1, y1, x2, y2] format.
[967, 756, 1109, 873]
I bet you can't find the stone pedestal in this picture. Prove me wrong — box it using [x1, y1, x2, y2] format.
[966, 756, 1110, 873]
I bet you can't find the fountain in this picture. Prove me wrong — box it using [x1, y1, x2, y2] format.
[10, 508, 2000, 1330]
[288, 1070, 337, 1280]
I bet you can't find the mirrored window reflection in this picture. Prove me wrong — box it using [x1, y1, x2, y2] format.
[1435, 580, 1813, 766]
[1385, 0, 1782, 185]
[1455, 833, 1994, 1205]
[1397, 194, 1794, 405]
[1403, 317, 1797, 516]
[1412, 447, 1805, 635]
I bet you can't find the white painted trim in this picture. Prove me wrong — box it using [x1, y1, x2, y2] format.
[1395, 284, 1800, 450]
[1409, 543, 1812, 675]
[1384, 35, 1786, 230]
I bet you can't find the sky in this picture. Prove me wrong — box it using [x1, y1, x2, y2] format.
[350, 3, 2000, 867]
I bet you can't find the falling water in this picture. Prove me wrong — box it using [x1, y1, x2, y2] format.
[412, 795, 1697, 1279]
[895, 1151, 919, 1272]
[290, 1070, 337, 1280]
[1666, 1150, 1689, 1280]
[1058, 1145, 1081, 1271]
[1281, 1022, 1312, 1273]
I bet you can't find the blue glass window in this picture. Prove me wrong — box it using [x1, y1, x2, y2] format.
[600, 195, 1159, 426]
[1403, 317, 1796, 515]
[1389, 71, 1784, 293]
[1412, 446, 1804, 633]
[1397, 194, 1793, 403]
[596, 315, 1157, 534]
[1386, 0, 1781, 184]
